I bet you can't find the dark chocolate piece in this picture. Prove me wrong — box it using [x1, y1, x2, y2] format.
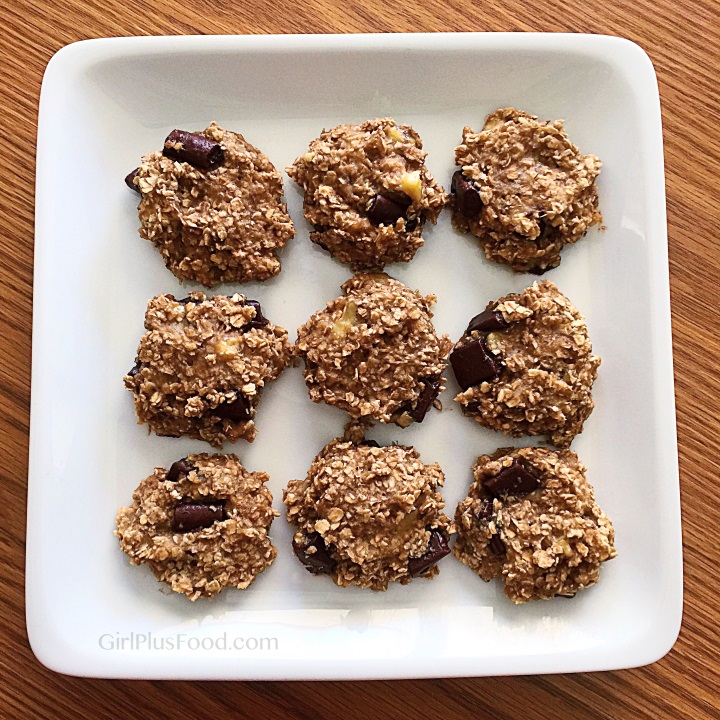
[482, 459, 540, 498]
[466, 307, 510, 334]
[477, 499, 494, 519]
[125, 168, 141, 193]
[359, 439, 381, 448]
[367, 193, 410, 226]
[405, 214, 425, 232]
[451, 171, 483, 218]
[166, 458, 197, 483]
[528, 265, 551, 276]
[127, 360, 142, 378]
[173, 501, 225, 532]
[449, 336, 503, 390]
[292, 532, 337, 575]
[409, 377, 441, 423]
[408, 529, 451, 577]
[163, 129, 225, 170]
[244, 299, 269, 329]
[213, 395, 251, 421]
[488, 534, 506, 556]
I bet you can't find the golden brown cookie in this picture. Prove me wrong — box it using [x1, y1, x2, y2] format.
[130, 123, 294, 286]
[284, 434, 452, 590]
[450, 280, 600, 447]
[124, 292, 292, 447]
[288, 118, 446, 270]
[454, 447, 616, 603]
[452, 108, 602, 273]
[116, 453, 277, 600]
[295, 273, 452, 426]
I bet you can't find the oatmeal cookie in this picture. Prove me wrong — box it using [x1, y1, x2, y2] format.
[452, 108, 602, 273]
[124, 292, 292, 447]
[287, 118, 447, 269]
[454, 447, 616, 603]
[295, 273, 453, 426]
[284, 433, 452, 590]
[450, 280, 600, 446]
[127, 123, 294, 286]
[116, 453, 277, 600]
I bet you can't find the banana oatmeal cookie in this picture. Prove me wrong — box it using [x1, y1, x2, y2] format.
[454, 446, 616, 603]
[295, 273, 453, 426]
[451, 108, 602, 273]
[284, 430, 452, 590]
[126, 123, 294, 286]
[116, 453, 277, 600]
[287, 118, 447, 269]
[124, 292, 292, 447]
[450, 280, 600, 447]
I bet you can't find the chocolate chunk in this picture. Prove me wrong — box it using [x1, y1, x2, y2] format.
[213, 395, 251, 421]
[449, 336, 503, 390]
[244, 299, 269, 329]
[125, 168, 141, 193]
[367, 193, 410, 226]
[408, 529, 451, 577]
[528, 265, 551, 275]
[311, 225, 329, 250]
[409, 377, 441, 423]
[127, 360, 142, 378]
[163, 129, 225, 170]
[405, 214, 425, 232]
[477, 499, 493, 519]
[166, 458, 197, 483]
[293, 532, 337, 575]
[176, 296, 193, 305]
[466, 307, 510, 334]
[451, 171, 483, 218]
[482, 459, 540, 498]
[489, 534, 506, 556]
[359, 439, 380, 448]
[173, 501, 225, 532]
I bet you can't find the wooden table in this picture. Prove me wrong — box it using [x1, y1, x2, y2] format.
[1, 1, 718, 717]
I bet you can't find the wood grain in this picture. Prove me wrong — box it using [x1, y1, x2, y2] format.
[1, 0, 718, 717]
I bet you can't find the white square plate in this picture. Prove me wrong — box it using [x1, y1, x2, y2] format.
[28, 33, 682, 679]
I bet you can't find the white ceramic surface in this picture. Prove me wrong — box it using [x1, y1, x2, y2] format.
[27, 33, 681, 679]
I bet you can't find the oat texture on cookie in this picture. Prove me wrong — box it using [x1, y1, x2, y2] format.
[124, 292, 292, 447]
[130, 123, 294, 286]
[115, 453, 278, 600]
[452, 108, 602, 273]
[450, 280, 600, 447]
[295, 273, 453, 426]
[288, 118, 447, 270]
[284, 430, 453, 590]
[454, 446, 616, 603]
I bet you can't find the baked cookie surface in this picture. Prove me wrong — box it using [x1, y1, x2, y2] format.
[116, 453, 277, 600]
[450, 280, 600, 447]
[284, 432, 452, 590]
[130, 123, 294, 286]
[124, 292, 292, 447]
[288, 117, 447, 270]
[452, 108, 602, 273]
[454, 446, 616, 603]
[295, 273, 453, 426]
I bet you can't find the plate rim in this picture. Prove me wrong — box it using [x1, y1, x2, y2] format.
[27, 31, 682, 680]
